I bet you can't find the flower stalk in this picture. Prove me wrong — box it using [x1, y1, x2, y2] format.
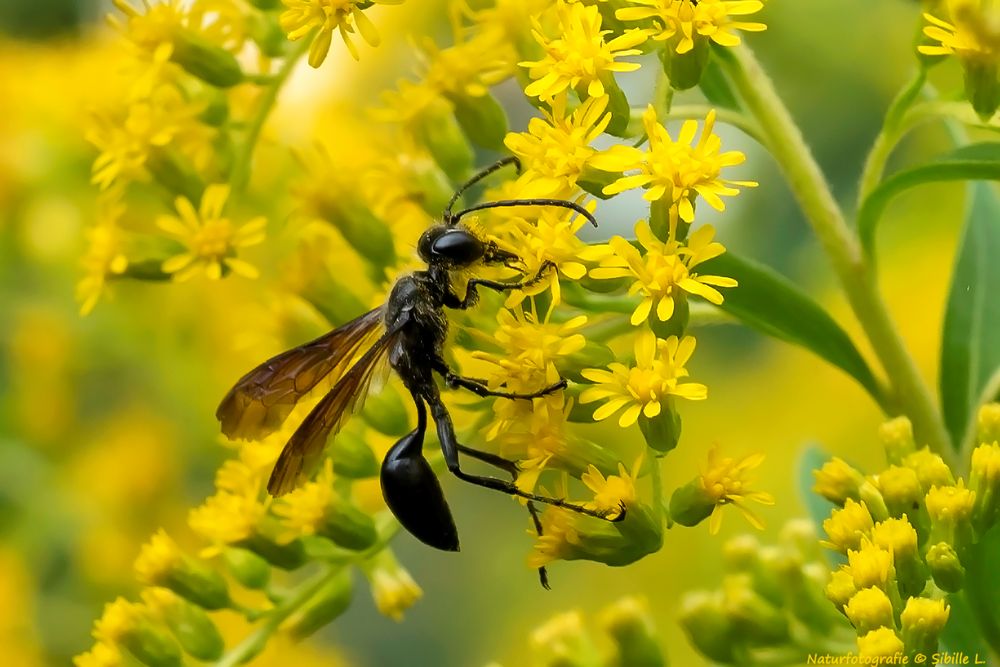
[717, 43, 955, 468]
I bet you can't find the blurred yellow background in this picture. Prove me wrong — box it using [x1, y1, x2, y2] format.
[0, 0, 970, 664]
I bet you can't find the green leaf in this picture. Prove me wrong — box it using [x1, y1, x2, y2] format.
[698, 57, 741, 111]
[954, 523, 1000, 656]
[940, 182, 1000, 447]
[858, 142, 1000, 257]
[700, 252, 884, 406]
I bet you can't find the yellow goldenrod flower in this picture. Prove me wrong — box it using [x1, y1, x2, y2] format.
[979, 402, 1000, 442]
[280, 0, 403, 65]
[591, 107, 756, 225]
[589, 221, 736, 325]
[617, 0, 766, 54]
[970, 440, 1000, 531]
[73, 642, 122, 667]
[856, 627, 905, 658]
[581, 330, 707, 427]
[134, 530, 232, 610]
[875, 465, 923, 517]
[531, 611, 597, 666]
[698, 446, 773, 534]
[420, 31, 517, 98]
[825, 567, 858, 610]
[273, 459, 378, 549]
[215, 458, 268, 498]
[497, 205, 610, 304]
[582, 456, 641, 518]
[157, 183, 266, 282]
[903, 448, 955, 491]
[528, 507, 581, 568]
[813, 457, 865, 505]
[520, 2, 646, 101]
[878, 416, 917, 463]
[110, 0, 244, 90]
[502, 399, 571, 494]
[822, 498, 875, 553]
[504, 95, 612, 197]
[273, 460, 336, 537]
[373, 78, 445, 128]
[87, 83, 211, 190]
[189, 491, 265, 556]
[844, 586, 895, 636]
[93, 597, 144, 645]
[134, 529, 183, 585]
[108, 0, 184, 81]
[918, 0, 1000, 121]
[901, 597, 950, 654]
[919, 2, 1000, 62]
[475, 307, 588, 389]
[77, 194, 129, 315]
[465, 0, 551, 47]
[925, 480, 976, 525]
[871, 517, 919, 560]
[363, 550, 424, 621]
[846, 538, 895, 591]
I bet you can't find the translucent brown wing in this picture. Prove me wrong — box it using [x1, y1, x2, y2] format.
[267, 326, 401, 496]
[217, 307, 385, 440]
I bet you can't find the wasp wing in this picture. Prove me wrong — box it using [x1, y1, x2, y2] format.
[267, 325, 401, 496]
[217, 307, 385, 440]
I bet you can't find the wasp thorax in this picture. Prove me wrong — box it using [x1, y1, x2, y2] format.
[417, 225, 485, 267]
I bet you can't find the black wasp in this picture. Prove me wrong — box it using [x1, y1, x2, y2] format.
[217, 157, 623, 586]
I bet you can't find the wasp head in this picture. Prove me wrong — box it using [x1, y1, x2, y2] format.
[417, 224, 521, 269]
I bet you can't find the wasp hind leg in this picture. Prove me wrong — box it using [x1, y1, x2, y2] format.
[456, 444, 550, 589]
[428, 397, 624, 522]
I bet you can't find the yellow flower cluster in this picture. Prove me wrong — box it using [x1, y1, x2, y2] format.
[816, 409, 1000, 655]
[77, 0, 770, 650]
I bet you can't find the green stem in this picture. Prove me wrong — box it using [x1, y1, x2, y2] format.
[650, 451, 664, 530]
[718, 44, 955, 467]
[213, 515, 399, 667]
[230, 37, 311, 193]
[214, 565, 339, 667]
[857, 69, 927, 205]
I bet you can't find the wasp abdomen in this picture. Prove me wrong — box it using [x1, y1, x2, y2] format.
[380, 430, 460, 552]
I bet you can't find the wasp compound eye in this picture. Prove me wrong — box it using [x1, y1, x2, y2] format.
[416, 225, 447, 263]
[380, 430, 460, 551]
[430, 229, 485, 265]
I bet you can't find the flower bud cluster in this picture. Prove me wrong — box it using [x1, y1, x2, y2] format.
[489, 596, 667, 667]
[679, 521, 853, 664]
[815, 407, 1000, 657]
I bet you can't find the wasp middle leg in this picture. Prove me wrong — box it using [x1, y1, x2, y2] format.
[440, 367, 566, 400]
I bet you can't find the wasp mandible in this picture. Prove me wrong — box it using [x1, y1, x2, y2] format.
[217, 157, 623, 574]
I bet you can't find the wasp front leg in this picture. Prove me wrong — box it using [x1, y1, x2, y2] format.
[447, 260, 556, 311]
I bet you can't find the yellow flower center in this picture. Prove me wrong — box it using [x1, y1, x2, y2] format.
[643, 250, 689, 295]
[192, 219, 234, 259]
[626, 366, 664, 402]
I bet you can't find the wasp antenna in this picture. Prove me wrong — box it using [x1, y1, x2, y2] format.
[444, 156, 522, 225]
[452, 198, 599, 228]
